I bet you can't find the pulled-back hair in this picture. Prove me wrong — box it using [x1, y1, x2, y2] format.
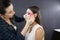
[0, 0, 11, 14]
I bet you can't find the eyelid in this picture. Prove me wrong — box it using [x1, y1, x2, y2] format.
[9, 10, 14, 13]
[28, 13, 30, 15]
[26, 12, 30, 15]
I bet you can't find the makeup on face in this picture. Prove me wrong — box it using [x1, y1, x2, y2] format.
[26, 9, 34, 16]
[27, 12, 33, 16]
[30, 13, 33, 16]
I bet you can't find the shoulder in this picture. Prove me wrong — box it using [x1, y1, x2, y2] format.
[36, 28, 44, 34]
[35, 24, 44, 40]
[35, 24, 44, 30]
[35, 24, 44, 35]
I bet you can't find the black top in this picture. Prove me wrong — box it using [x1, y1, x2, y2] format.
[0, 15, 25, 40]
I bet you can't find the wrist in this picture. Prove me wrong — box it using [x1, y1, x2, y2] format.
[26, 22, 30, 25]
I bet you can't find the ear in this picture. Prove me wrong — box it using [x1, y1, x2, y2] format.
[34, 13, 37, 18]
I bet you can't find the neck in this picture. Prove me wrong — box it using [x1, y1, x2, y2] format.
[1, 15, 10, 22]
[29, 22, 37, 33]
[30, 22, 37, 28]
[0, 15, 13, 26]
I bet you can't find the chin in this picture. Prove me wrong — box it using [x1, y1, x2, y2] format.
[9, 16, 13, 18]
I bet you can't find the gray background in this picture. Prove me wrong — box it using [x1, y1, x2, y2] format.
[12, 0, 60, 40]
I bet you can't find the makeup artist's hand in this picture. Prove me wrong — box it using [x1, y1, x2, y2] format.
[24, 14, 35, 25]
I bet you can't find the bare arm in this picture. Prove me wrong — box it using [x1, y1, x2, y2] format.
[21, 22, 30, 36]
[35, 28, 44, 40]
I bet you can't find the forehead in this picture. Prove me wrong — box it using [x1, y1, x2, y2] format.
[5, 4, 13, 12]
[27, 9, 33, 13]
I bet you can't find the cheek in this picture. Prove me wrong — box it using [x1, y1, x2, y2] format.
[34, 14, 37, 18]
[6, 13, 14, 17]
[29, 13, 33, 16]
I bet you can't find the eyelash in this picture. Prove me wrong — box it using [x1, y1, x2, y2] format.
[28, 13, 30, 15]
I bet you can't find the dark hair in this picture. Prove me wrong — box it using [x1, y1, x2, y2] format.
[0, 0, 11, 15]
[28, 6, 41, 25]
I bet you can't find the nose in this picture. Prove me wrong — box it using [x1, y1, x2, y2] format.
[14, 11, 15, 14]
[13, 11, 15, 14]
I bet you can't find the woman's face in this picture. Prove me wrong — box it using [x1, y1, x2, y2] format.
[3, 4, 15, 19]
[26, 9, 37, 19]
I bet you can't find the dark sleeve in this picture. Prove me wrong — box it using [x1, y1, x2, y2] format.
[17, 32, 25, 40]
[12, 15, 25, 22]
[0, 26, 17, 40]
[0, 25, 25, 40]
